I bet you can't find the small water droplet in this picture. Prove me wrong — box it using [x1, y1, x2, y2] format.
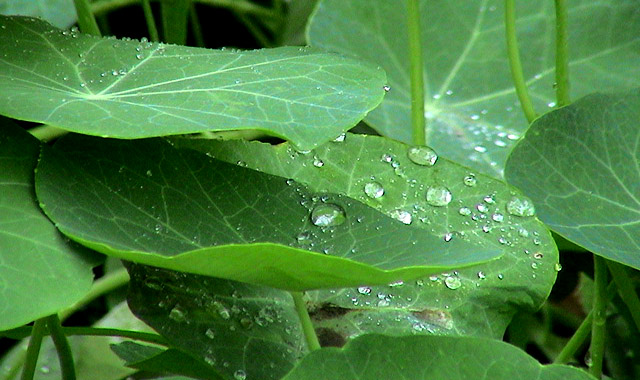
[458, 207, 471, 216]
[39, 366, 50, 374]
[497, 274, 504, 280]
[382, 85, 391, 92]
[476, 203, 488, 213]
[555, 263, 563, 272]
[146, 170, 152, 177]
[483, 195, 495, 204]
[443, 232, 453, 242]
[136, 53, 144, 59]
[357, 286, 372, 295]
[463, 174, 477, 187]
[169, 305, 187, 322]
[506, 197, 535, 217]
[311, 203, 346, 227]
[491, 213, 504, 222]
[234, 369, 247, 380]
[474, 145, 487, 153]
[533, 252, 544, 259]
[426, 186, 452, 206]
[236, 160, 247, 167]
[407, 146, 438, 166]
[205, 328, 215, 339]
[531, 262, 538, 269]
[313, 156, 324, 167]
[204, 356, 216, 366]
[364, 182, 385, 199]
[296, 231, 312, 244]
[333, 133, 346, 142]
[381, 153, 393, 163]
[444, 276, 462, 290]
[390, 209, 412, 224]
[477, 271, 486, 279]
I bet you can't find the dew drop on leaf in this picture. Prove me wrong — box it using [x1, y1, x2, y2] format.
[425, 186, 452, 207]
[205, 328, 215, 339]
[357, 286, 372, 295]
[168, 305, 186, 322]
[310, 203, 346, 227]
[555, 263, 563, 272]
[312, 156, 324, 167]
[364, 181, 385, 199]
[390, 209, 412, 224]
[506, 196, 536, 217]
[233, 369, 247, 380]
[332, 133, 346, 142]
[458, 207, 471, 216]
[407, 146, 438, 166]
[444, 276, 461, 290]
[477, 271, 486, 280]
[382, 85, 391, 92]
[463, 174, 477, 187]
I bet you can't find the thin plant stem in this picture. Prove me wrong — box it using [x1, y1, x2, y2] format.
[45, 315, 76, 380]
[290, 292, 320, 351]
[554, 0, 570, 106]
[141, 0, 160, 42]
[59, 268, 130, 320]
[607, 261, 640, 332]
[589, 255, 608, 378]
[554, 281, 616, 364]
[197, 0, 281, 20]
[189, 3, 206, 47]
[28, 125, 68, 142]
[2, 327, 169, 346]
[504, 0, 537, 123]
[20, 319, 47, 380]
[235, 12, 272, 47]
[406, 0, 426, 146]
[73, 0, 101, 36]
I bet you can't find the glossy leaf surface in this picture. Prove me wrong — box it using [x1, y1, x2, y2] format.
[308, 0, 640, 177]
[0, 15, 385, 150]
[125, 263, 303, 380]
[0, 119, 97, 330]
[35, 135, 499, 290]
[505, 91, 640, 270]
[0, 0, 76, 28]
[282, 334, 597, 380]
[173, 134, 558, 338]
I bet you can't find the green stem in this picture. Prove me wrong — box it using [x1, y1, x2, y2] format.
[2, 327, 168, 346]
[59, 268, 130, 320]
[197, 0, 281, 20]
[554, 0, 570, 106]
[189, 3, 206, 47]
[607, 261, 640, 332]
[141, 0, 160, 42]
[28, 125, 68, 142]
[45, 315, 75, 380]
[73, 0, 101, 36]
[235, 12, 272, 48]
[504, 0, 537, 123]
[554, 281, 616, 364]
[589, 255, 607, 378]
[406, 0, 426, 146]
[20, 319, 47, 380]
[290, 292, 320, 351]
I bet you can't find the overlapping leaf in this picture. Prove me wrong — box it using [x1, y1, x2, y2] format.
[0, 118, 98, 330]
[308, 0, 640, 177]
[282, 334, 596, 380]
[172, 134, 558, 338]
[0, 0, 76, 28]
[35, 135, 500, 290]
[505, 90, 640, 270]
[0, 15, 386, 150]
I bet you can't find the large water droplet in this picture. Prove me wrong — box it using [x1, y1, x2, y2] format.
[311, 203, 346, 227]
[506, 196, 535, 216]
[426, 186, 452, 206]
[444, 276, 461, 290]
[407, 146, 438, 166]
[390, 209, 412, 224]
[364, 182, 385, 199]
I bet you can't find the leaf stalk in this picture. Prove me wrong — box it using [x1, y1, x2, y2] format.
[290, 292, 320, 351]
[589, 255, 608, 378]
[406, 0, 426, 145]
[46, 315, 76, 380]
[73, 0, 102, 36]
[554, 0, 570, 106]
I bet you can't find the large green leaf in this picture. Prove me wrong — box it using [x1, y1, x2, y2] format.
[307, 0, 640, 177]
[505, 90, 640, 270]
[281, 334, 596, 380]
[125, 263, 303, 380]
[172, 133, 558, 338]
[35, 135, 500, 290]
[0, 15, 385, 150]
[0, 0, 76, 28]
[0, 118, 97, 330]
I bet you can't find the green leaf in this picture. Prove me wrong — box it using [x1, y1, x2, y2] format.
[0, 118, 98, 330]
[0, 0, 76, 28]
[35, 135, 499, 290]
[281, 334, 597, 380]
[0, 15, 386, 150]
[111, 341, 222, 380]
[125, 263, 303, 380]
[505, 90, 640, 270]
[308, 0, 640, 177]
[172, 133, 558, 338]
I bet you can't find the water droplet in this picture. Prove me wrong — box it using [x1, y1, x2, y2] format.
[212, 301, 230, 319]
[205, 328, 215, 339]
[382, 85, 391, 92]
[407, 146, 438, 166]
[169, 305, 187, 322]
[483, 195, 495, 204]
[381, 153, 393, 163]
[463, 174, 477, 187]
[477, 271, 486, 279]
[555, 263, 563, 272]
[445, 89, 453, 95]
[234, 369, 247, 380]
[444, 276, 461, 290]
[313, 156, 324, 167]
[491, 213, 504, 222]
[474, 145, 487, 153]
[390, 209, 412, 224]
[497, 274, 504, 280]
[476, 203, 488, 213]
[311, 203, 346, 227]
[364, 182, 385, 199]
[443, 232, 453, 242]
[533, 252, 544, 259]
[425, 186, 452, 207]
[531, 262, 538, 269]
[296, 231, 312, 244]
[146, 170, 152, 177]
[333, 133, 346, 142]
[236, 160, 247, 167]
[547, 101, 557, 108]
[357, 286, 372, 295]
[506, 197, 535, 217]
[470, 114, 480, 120]
[458, 207, 471, 216]
[39, 366, 50, 374]
[136, 53, 144, 59]
[204, 356, 216, 366]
